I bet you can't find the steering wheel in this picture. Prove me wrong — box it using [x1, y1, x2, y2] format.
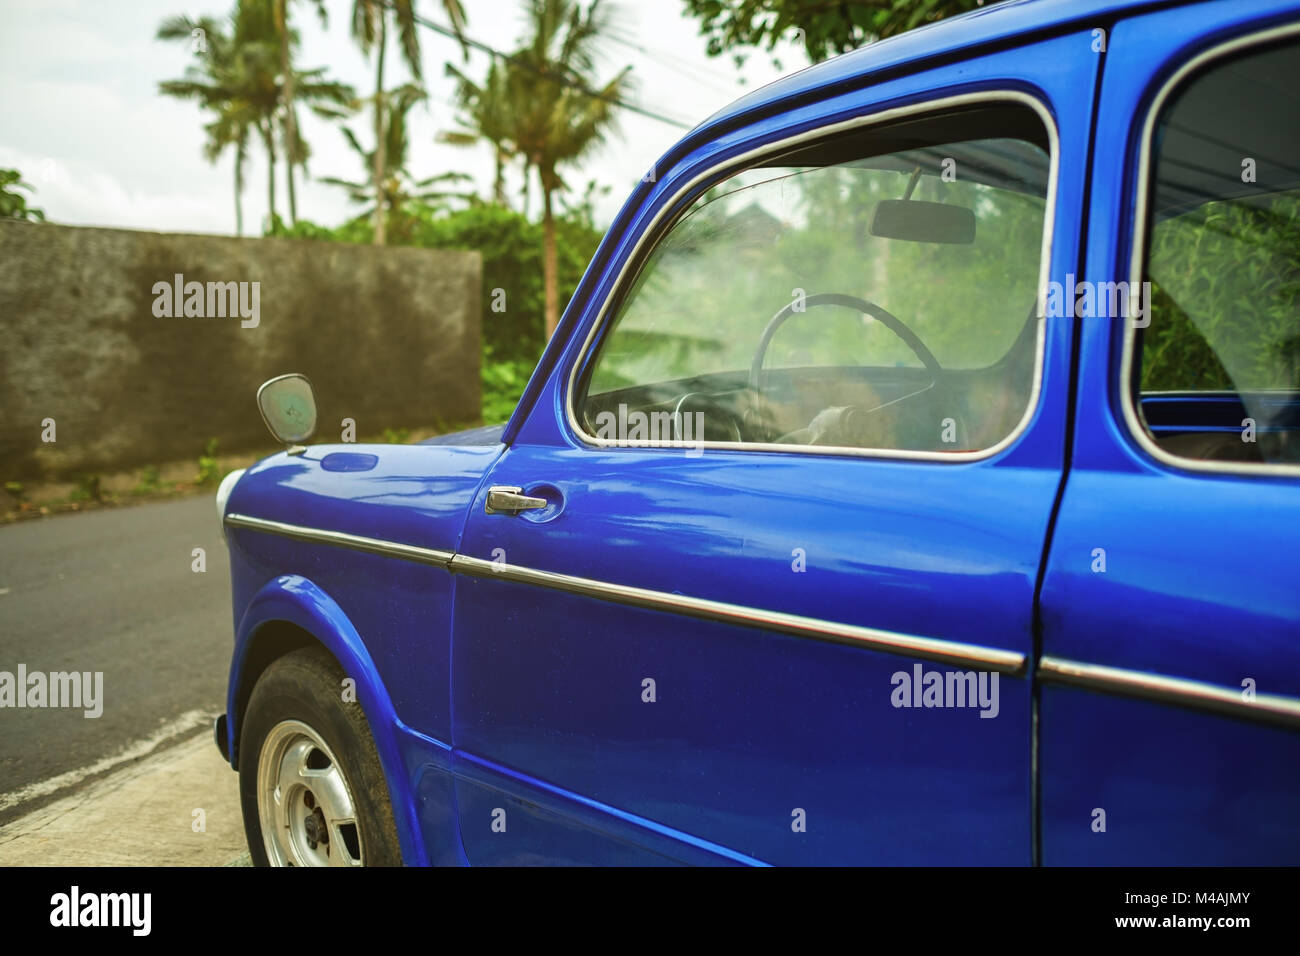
[747, 292, 942, 441]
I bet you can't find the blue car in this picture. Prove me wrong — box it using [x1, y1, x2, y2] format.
[215, 0, 1300, 866]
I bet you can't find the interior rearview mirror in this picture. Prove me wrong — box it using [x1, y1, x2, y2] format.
[869, 199, 976, 244]
[257, 373, 317, 450]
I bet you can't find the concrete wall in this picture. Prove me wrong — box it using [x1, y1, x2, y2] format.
[0, 221, 480, 479]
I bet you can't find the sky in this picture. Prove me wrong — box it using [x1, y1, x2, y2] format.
[0, 0, 809, 235]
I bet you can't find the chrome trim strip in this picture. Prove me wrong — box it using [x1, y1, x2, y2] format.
[224, 514, 1025, 671]
[1120, 22, 1300, 478]
[563, 89, 1061, 463]
[1040, 656, 1300, 728]
[223, 513, 454, 567]
[225, 521, 1300, 725]
[452, 554, 1025, 673]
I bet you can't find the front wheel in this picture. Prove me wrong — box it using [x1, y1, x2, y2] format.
[238, 647, 402, 866]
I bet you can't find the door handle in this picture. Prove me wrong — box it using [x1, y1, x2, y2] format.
[485, 485, 548, 515]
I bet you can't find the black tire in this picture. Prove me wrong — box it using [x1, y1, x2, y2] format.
[238, 646, 403, 866]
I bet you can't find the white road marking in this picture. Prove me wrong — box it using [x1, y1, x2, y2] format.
[0, 708, 215, 814]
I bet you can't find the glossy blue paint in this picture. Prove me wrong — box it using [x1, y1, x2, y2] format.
[227, 574, 429, 865]
[454, 576, 1032, 864]
[396, 723, 465, 866]
[226, 442, 502, 552]
[217, 0, 1300, 866]
[454, 751, 757, 866]
[1041, 688, 1300, 865]
[451, 25, 1102, 864]
[225, 443, 501, 740]
[223, 442, 501, 864]
[319, 452, 379, 472]
[1039, 0, 1300, 864]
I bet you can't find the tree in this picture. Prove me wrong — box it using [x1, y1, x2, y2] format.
[681, 0, 996, 67]
[159, 3, 352, 233]
[0, 170, 45, 222]
[350, 0, 467, 244]
[511, 0, 631, 337]
[157, 12, 260, 234]
[323, 83, 474, 242]
[275, 64, 357, 215]
[234, 0, 352, 230]
[441, 60, 519, 207]
[205, 100, 255, 236]
[270, 0, 329, 225]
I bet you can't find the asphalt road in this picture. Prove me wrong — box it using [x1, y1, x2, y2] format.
[0, 495, 232, 823]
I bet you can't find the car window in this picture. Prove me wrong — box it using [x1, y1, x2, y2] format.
[1132, 38, 1300, 467]
[575, 102, 1052, 455]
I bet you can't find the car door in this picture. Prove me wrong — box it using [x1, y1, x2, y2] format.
[450, 32, 1099, 865]
[1039, 0, 1300, 865]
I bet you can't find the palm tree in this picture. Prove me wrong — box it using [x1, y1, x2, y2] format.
[511, 0, 631, 337]
[235, 0, 352, 230]
[441, 60, 519, 207]
[223, 0, 288, 228]
[160, 3, 352, 233]
[323, 83, 473, 239]
[157, 13, 258, 234]
[159, 5, 284, 231]
[276, 66, 356, 222]
[270, 0, 329, 225]
[204, 98, 256, 235]
[350, 0, 459, 243]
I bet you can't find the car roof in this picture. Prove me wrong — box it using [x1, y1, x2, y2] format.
[691, 0, 1174, 137]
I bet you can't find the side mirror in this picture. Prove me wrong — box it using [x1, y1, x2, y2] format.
[257, 373, 317, 454]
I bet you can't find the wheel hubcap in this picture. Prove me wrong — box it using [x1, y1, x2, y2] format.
[257, 720, 363, 866]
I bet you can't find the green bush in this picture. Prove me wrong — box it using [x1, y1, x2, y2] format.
[481, 357, 538, 425]
[133, 465, 162, 495]
[70, 474, 102, 503]
[1144, 194, 1300, 392]
[196, 438, 220, 486]
[405, 202, 601, 366]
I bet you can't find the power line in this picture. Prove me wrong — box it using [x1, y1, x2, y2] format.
[604, 34, 736, 99]
[603, 25, 740, 90]
[376, 0, 694, 130]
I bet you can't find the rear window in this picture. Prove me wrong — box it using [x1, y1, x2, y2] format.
[1132, 38, 1300, 467]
